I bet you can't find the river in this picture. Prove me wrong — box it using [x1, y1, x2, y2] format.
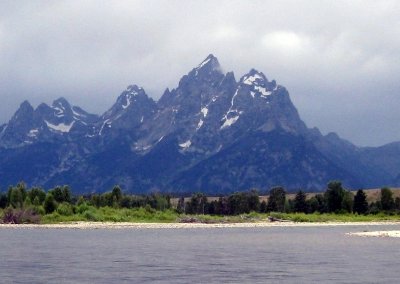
[1, 225, 399, 283]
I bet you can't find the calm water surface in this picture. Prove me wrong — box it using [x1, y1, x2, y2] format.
[0, 225, 399, 283]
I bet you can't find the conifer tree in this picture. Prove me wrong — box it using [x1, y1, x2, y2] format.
[353, 189, 368, 214]
[380, 187, 394, 211]
[325, 181, 345, 213]
[267, 186, 286, 212]
[293, 190, 308, 213]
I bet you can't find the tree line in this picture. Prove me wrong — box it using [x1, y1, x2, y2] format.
[180, 181, 400, 215]
[0, 183, 173, 223]
[1, 181, 399, 223]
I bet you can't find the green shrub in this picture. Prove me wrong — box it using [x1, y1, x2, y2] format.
[76, 202, 91, 214]
[57, 202, 74, 216]
[144, 204, 156, 214]
[32, 205, 45, 216]
[83, 209, 99, 221]
[44, 194, 57, 214]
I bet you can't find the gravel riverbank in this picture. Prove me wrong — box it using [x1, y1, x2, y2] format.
[1, 221, 400, 230]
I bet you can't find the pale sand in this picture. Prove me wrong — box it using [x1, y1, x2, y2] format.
[1, 221, 399, 230]
[347, 230, 400, 238]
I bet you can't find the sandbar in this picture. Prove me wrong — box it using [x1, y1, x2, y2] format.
[1, 221, 400, 230]
[347, 230, 400, 238]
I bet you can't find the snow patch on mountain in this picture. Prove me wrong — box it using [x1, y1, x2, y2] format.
[27, 129, 39, 138]
[221, 88, 242, 128]
[122, 95, 131, 109]
[122, 87, 141, 109]
[127, 85, 142, 92]
[229, 89, 239, 110]
[220, 115, 239, 129]
[72, 108, 87, 119]
[45, 121, 75, 133]
[201, 107, 208, 117]
[193, 54, 221, 76]
[1, 124, 8, 135]
[197, 119, 204, 130]
[99, 119, 111, 135]
[53, 107, 64, 117]
[255, 86, 272, 97]
[241, 70, 275, 98]
[198, 57, 211, 69]
[179, 140, 191, 148]
[243, 73, 263, 85]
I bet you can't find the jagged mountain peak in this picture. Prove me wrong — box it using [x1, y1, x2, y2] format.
[197, 54, 220, 69]
[18, 100, 34, 113]
[1, 54, 399, 193]
[7, 100, 34, 127]
[0, 100, 37, 147]
[188, 54, 223, 79]
[240, 69, 268, 85]
[112, 85, 149, 111]
[7, 100, 35, 125]
[34, 98, 96, 126]
[222, 71, 236, 84]
[52, 97, 71, 107]
[237, 69, 278, 99]
[49, 97, 73, 120]
[97, 85, 157, 136]
[160, 55, 227, 110]
[101, 85, 149, 118]
[126, 84, 143, 93]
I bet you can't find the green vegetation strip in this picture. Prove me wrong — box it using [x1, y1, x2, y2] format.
[268, 212, 400, 223]
[1, 181, 400, 224]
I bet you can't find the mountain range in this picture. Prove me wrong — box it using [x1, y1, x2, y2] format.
[0, 54, 399, 194]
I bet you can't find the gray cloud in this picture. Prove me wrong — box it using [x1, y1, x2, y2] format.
[0, 0, 399, 146]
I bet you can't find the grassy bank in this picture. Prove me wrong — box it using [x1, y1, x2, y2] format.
[41, 207, 179, 223]
[2, 207, 400, 224]
[268, 212, 400, 222]
[31, 211, 400, 224]
[183, 212, 400, 223]
[41, 212, 400, 224]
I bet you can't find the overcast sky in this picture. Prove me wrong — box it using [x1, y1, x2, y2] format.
[0, 0, 399, 146]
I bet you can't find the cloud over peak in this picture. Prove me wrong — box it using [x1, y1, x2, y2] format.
[0, 0, 399, 146]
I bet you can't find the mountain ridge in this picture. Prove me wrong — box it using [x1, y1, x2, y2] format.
[0, 54, 399, 193]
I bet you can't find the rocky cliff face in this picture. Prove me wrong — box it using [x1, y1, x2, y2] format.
[0, 55, 398, 193]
